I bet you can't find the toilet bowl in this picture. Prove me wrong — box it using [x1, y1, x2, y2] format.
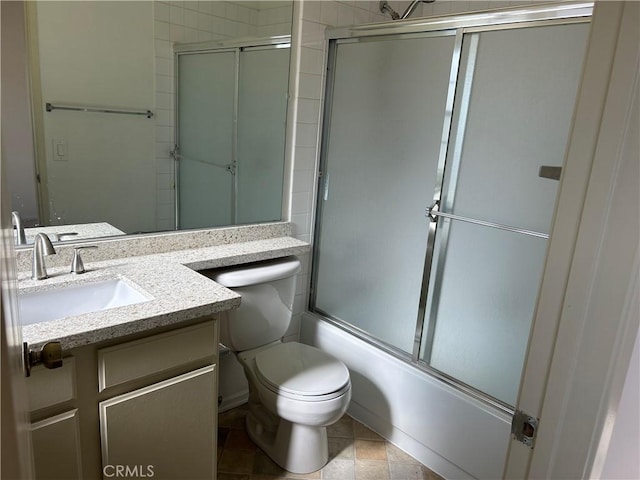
[206, 257, 351, 473]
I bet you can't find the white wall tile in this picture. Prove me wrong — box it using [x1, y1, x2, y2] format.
[170, 23, 185, 42]
[298, 72, 323, 100]
[154, 56, 172, 76]
[336, 3, 355, 26]
[297, 99, 321, 124]
[295, 123, 319, 148]
[184, 8, 198, 28]
[154, 2, 170, 22]
[198, 30, 213, 41]
[185, 27, 198, 42]
[156, 173, 173, 190]
[155, 125, 173, 143]
[320, 1, 338, 25]
[292, 191, 312, 216]
[156, 75, 173, 94]
[198, 1, 213, 15]
[154, 107, 173, 125]
[294, 147, 318, 171]
[154, 38, 172, 59]
[299, 47, 325, 74]
[225, 2, 238, 21]
[292, 168, 316, 193]
[184, 1, 198, 12]
[156, 157, 173, 175]
[155, 142, 172, 159]
[155, 20, 170, 40]
[169, 4, 184, 25]
[197, 12, 212, 32]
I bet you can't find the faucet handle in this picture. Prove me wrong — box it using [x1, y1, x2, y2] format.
[50, 232, 79, 242]
[70, 246, 98, 274]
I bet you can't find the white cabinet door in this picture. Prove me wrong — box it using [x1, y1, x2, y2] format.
[31, 410, 82, 480]
[99, 365, 216, 480]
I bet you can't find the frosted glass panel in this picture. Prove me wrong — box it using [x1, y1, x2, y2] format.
[178, 52, 235, 229]
[236, 47, 289, 224]
[421, 23, 589, 405]
[427, 221, 547, 405]
[314, 34, 456, 353]
[446, 24, 590, 233]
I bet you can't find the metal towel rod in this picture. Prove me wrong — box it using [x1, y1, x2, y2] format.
[426, 201, 549, 239]
[46, 102, 154, 119]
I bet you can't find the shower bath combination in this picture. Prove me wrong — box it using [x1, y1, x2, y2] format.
[379, 0, 435, 20]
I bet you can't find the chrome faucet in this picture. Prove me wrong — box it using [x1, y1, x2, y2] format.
[32, 233, 56, 280]
[11, 211, 26, 246]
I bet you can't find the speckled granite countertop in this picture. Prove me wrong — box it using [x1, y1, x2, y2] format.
[18, 222, 126, 245]
[19, 236, 310, 351]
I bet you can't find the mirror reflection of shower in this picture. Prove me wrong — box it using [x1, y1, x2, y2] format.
[379, 0, 435, 20]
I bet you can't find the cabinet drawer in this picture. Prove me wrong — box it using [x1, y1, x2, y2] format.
[27, 357, 75, 412]
[98, 320, 217, 391]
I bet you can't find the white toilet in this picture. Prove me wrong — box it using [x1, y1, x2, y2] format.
[207, 256, 351, 474]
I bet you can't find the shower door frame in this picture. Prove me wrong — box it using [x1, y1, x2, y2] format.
[310, 2, 593, 413]
[173, 36, 291, 230]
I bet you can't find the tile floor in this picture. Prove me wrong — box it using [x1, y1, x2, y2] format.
[217, 405, 445, 480]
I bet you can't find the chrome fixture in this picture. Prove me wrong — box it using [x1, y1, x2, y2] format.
[45, 102, 154, 119]
[379, 0, 435, 20]
[70, 246, 98, 274]
[50, 232, 79, 242]
[11, 211, 26, 246]
[426, 201, 549, 239]
[32, 233, 56, 280]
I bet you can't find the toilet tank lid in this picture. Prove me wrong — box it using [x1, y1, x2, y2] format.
[208, 256, 301, 287]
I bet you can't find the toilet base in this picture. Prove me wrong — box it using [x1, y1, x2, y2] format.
[245, 408, 329, 474]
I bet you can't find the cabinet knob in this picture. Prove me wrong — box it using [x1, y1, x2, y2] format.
[23, 341, 63, 377]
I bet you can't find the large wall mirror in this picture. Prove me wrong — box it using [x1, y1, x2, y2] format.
[1, 0, 294, 246]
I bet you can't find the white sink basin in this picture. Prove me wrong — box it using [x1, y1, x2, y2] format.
[20, 278, 151, 326]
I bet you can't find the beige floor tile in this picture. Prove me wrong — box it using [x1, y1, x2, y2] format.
[219, 406, 249, 429]
[355, 439, 388, 461]
[327, 416, 355, 439]
[386, 443, 421, 464]
[321, 458, 356, 480]
[329, 436, 355, 460]
[217, 473, 251, 480]
[218, 449, 255, 475]
[389, 462, 425, 480]
[423, 466, 446, 480]
[253, 451, 287, 476]
[354, 422, 385, 441]
[217, 407, 439, 480]
[286, 468, 322, 479]
[225, 428, 257, 450]
[355, 460, 390, 480]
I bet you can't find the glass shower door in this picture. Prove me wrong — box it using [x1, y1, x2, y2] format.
[236, 46, 290, 224]
[177, 51, 235, 229]
[313, 32, 457, 354]
[419, 23, 590, 405]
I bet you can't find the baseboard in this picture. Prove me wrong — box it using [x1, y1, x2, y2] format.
[219, 390, 249, 413]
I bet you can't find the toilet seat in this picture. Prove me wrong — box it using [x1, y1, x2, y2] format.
[255, 342, 350, 401]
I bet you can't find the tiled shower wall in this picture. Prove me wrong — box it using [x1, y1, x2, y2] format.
[152, 1, 294, 231]
[286, 0, 557, 341]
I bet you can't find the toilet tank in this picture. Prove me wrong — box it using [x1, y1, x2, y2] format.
[204, 256, 301, 352]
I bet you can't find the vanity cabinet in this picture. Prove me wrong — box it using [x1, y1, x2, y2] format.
[26, 318, 219, 480]
[27, 359, 82, 480]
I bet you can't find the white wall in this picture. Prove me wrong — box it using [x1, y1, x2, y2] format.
[35, 1, 157, 234]
[1, 1, 40, 226]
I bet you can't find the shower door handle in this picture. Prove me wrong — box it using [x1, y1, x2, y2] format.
[425, 201, 548, 239]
